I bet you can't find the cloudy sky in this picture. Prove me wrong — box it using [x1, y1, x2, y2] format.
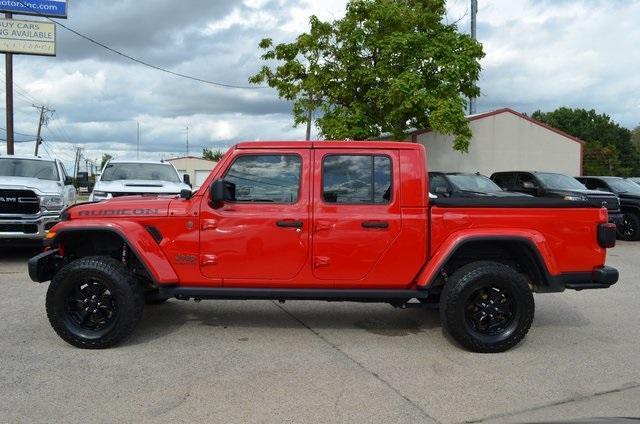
[2, 0, 639, 172]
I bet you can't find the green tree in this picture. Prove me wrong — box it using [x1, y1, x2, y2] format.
[250, 16, 333, 140]
[100, 153, 112, 171]
[532, 108, 639, 176]
[631, 124, 640, 149]
[250, 0, 484, 151]
[202, 148, 224, 162]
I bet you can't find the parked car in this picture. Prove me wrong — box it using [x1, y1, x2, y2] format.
[30, 141, 618, 353]
[0, 155, 76, 244]
[626, 177, 640, 187]
[429, 172, 530, 197]
[576, 176, 640, 241]
[89, 160, 192, 201]
[490, 171, 623, 225]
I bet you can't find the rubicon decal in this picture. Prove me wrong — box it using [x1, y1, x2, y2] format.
[78, 208, 160, 217]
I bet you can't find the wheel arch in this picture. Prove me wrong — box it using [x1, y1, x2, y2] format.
[417, 234, 561, 293]
[51, 222, 178, 285]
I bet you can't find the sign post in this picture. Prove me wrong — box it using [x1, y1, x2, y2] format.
[4, 11, 12, 155]
[0, 0, 66, 155]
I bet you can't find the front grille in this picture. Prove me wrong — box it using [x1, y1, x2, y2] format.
[0, 189, 39, 214]
[590, 195, 620, 211]
[0, 224, 38, 233]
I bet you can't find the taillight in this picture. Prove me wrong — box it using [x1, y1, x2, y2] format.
[598, 223, 616, 248]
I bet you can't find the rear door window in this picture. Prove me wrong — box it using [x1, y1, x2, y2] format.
[515, 173, 537, 189]
[492, 173, 514, 190]
[322, 155, 391, 204]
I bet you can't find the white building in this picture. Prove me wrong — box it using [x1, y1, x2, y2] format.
[165, 156, 218, 189]
[410, 108, 584, 176]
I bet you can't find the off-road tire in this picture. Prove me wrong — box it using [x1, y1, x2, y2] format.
[46, 256, 144, 349]
[440, 261, 534, 353]
[617, 212, 640, 241]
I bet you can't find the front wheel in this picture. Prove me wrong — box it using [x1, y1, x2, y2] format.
[440, 261, 534, 353]
[46, 256, 144, 349]
[617, 212, 640, 241]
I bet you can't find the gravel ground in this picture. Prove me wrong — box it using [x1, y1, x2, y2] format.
[0, 242, 638, 423]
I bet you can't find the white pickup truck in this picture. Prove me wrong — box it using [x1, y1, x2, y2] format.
[89, 160, 191, 201]
[0, 156, 76, 243]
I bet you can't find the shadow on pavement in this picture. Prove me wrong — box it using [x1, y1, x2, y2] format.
[0, 246, 41, 263]
[127, 300, 442, 346]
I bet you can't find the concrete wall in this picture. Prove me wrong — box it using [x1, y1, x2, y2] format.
[166, 157, 218, 189]
[415, 111, 583, 176]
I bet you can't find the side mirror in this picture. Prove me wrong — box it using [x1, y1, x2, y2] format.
[64, 176, 73, 185]
[211, 179, 226, 206]
[183, 174, 191, 187]
[210, 179, 236, 206]
[522, 181, 537, 190]
[180, 189, 192, 199]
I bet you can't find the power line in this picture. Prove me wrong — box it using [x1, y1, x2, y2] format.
[15, 0, 265, 90]
[0, 70, 45, 105]
[39, 139, 53, 158]
[0, 127, 37, 138]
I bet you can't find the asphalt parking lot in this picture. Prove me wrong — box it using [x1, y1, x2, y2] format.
[1, 243, 639, 423]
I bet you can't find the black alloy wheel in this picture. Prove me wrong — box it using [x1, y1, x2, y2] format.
[65, 279, 117, 333]
[464, 285, 516, 336]
[617, 213, 640, 241]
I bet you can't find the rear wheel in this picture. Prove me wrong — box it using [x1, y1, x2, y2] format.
[46, 256, 144, 349]
[440, 261, 534, 353]
[617, 212, 640, 241]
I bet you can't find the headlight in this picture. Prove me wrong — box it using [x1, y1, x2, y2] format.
[92, 191, 111, 200]
[563, 194, 588, 201]
[40, 195, 64, 210]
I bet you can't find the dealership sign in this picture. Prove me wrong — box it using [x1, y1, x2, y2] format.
[0, 0, 67, 19]
[0, 17, 55, 56]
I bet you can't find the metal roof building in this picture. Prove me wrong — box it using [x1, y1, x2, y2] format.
[409, 108, 584, 176]
[165, 156, 218, 189]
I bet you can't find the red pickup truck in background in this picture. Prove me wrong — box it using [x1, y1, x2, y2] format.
[29, 141, 619, 352]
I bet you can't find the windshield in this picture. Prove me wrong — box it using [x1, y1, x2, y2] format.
[0, 158, 59, 181]
[448, 174, 503, 192]
[101, 163, 180, 183]
[536, 173, 586, 190]
[605, 178, 640, 194]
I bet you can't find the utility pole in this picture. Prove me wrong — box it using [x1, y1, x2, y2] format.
[4, 12, 14, 155]
[185, 125, 189, 156]
[73, 147, 83, 179]
[469, 0, 478, 115]
[33, 105, 54, 156]
[306, 109, 312, 141]
[136, 121, 140, 160]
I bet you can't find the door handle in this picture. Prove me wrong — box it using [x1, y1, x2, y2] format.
[362, 220, 389, 229]
[276, 220, 303, 229]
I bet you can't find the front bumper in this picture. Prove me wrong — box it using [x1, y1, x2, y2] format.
[560, 266, 619, 291]
[28, 248, 64, 282]
[0, 212, 60, 241]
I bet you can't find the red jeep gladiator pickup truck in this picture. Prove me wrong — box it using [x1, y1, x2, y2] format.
[29, 141, 619, 352]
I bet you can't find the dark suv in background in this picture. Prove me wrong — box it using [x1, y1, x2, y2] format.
[429, 172, 529, 197]
[490, 171, 623, 225]
[576, 176, 640, 240]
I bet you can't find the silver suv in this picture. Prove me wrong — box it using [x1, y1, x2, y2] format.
[0, 156, 76, 243]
